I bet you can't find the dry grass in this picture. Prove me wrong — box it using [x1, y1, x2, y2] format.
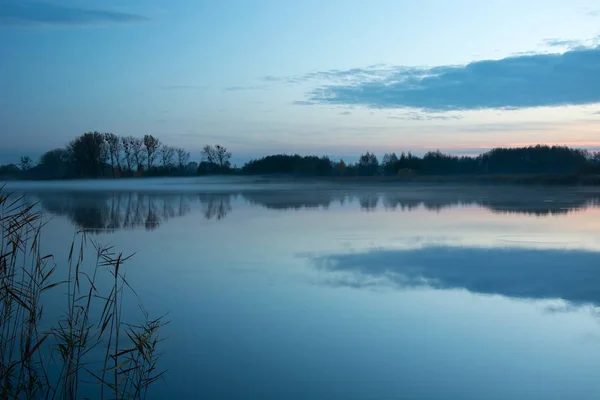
[0, 187, 167, 399]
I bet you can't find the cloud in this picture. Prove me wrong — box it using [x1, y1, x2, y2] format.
[300, 66, 400, 84]
[542, 36, 600, 50]
[292, 100, 315, 106]
[388, 112, 462, 121]
[457, 122, 554, 132]
[160, 85, 207, 91]
[0, 1, 147, 26]
[261, 75, 283, 82]
[542, 38, 584, 49]
[224, 85, 268, 91]
[339, 111, 352, 115]
[264, 65, 401, 85]
[306, 46, 600, 111]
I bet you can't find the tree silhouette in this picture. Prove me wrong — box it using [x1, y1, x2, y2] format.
[202, 145, 231, 168]
[121, 136, 135, 174]
[19, 156, 32, 171]
[130, 137, 146, 172]
[3, 129, 599, 181]
[381, 153, 399, 175]
[143, 134, 160, 171]
[242, 154, 333, 175]
[357, 152, 379, 176]
[176, 148, 190, 171]
[67, 132, 107, 177]
[104, 133, 122, 177]
[160, 144, 175, 169]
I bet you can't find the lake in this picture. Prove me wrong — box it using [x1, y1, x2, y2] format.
[6, 177, 600, 399]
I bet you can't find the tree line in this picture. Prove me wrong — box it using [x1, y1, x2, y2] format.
[241, 145, 600, 176]
[1, 132, 600, 180]
[0, 131, 233, 179]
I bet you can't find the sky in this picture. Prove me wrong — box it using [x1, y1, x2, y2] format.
[1, 0, 600, 164]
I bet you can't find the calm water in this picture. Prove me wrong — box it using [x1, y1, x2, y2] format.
[8, 178, 600, 399]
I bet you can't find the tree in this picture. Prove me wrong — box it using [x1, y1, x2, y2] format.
[39, 148, 69, 170]
[185, 161, 198, 175]
[143, 135, 160, 170]
[201, 145, 231, 168]
[0, 164, 20, 177]
[19, 156, 33, 171]
[357, 152, 379, 176]
[67, 132, 107, 177]
[160, 144, 175, 169]
[104, 133, 122, 177]
[176, 148, 190, 171]
[382, 153, 399, 175]
[130, 137, 145, 172]
[121, 136, 135, 174]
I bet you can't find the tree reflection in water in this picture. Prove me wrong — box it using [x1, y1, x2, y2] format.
[38, 192, 196, 232]
[33, 187, 600, 232]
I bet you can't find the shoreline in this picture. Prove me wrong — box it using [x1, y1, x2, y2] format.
[3, 174, 600, 194]
[237, 174, 600, 187]
[4, 173, 600, 184]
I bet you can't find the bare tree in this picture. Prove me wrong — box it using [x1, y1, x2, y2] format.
[143, 134, 160, 170]
[130, 137, 146, 172]
[176, 148, 190, 171]
[201, 144, 231, 168]
[104, 133, 122, 177]
[19, 156, 32, 171]
[160, 144, 175, 169]
[121, 136, 134, 173]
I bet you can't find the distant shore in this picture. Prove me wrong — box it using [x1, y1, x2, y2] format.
[4, 173, 600, 189]
[251, 173, 600, 186]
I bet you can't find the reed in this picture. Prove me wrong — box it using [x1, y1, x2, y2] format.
[0, 187, 167, 400]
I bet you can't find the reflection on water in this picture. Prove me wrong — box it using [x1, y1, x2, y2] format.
[11, 182, 600, 400]
[313, 246, 600, 307]
[34, 192, 233, 232]
[30, 187, 600, 232]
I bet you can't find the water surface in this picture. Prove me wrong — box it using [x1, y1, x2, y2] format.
[9, 178, 600, 399]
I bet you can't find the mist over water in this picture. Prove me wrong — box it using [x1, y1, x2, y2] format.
[10, 177, 600, 400]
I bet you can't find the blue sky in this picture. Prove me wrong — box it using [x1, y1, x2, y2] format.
[1, 0, 600, 163]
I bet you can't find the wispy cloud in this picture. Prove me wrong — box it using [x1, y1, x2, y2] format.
[388, 112, 462, 121]
[0, 1, 148, 27]
[339, 111, 352, 115]
[261, 75, 283, 82]
[457, 122, 555, 132]
[542, 38, 584, 49]
[224, 85, 268, 92]
[263, 65, 401, 85]
[542, 35, 600, 50]
[305, 45, 600, 111]
[292, 100, 315, 106]
[160, 85, 207, 91]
